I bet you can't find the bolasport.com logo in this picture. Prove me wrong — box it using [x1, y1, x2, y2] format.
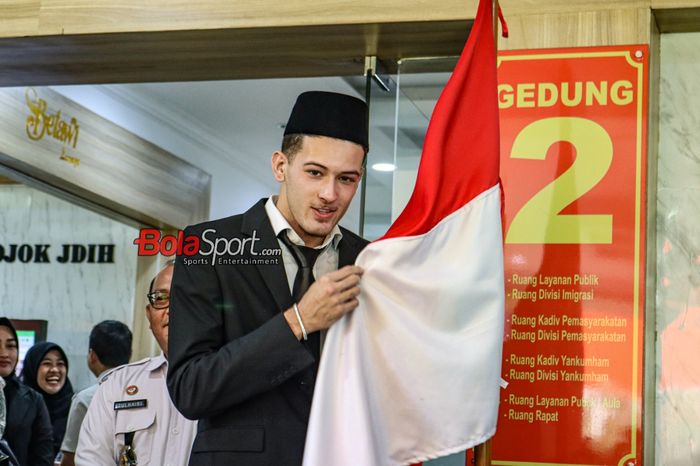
[133, 229, 281, 266]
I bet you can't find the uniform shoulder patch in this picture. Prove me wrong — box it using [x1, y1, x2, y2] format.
[98, 357, 152, 384]
[125, 357, 152, 367]
[99, 366, 118, 384]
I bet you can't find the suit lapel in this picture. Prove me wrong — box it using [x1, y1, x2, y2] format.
[240, 201, 366, 311]
[241, 199, 292, 312]
[338, 230, 365, 267]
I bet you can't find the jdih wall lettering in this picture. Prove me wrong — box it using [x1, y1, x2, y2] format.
[492, 46, 647, 466]
[0, 244, 115, 263]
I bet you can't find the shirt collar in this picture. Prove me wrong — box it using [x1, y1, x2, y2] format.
[145, 353, 167, 372]
[264, 196, 342, 250]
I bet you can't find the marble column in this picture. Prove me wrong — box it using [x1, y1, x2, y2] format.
[656, 31, 700, 466]
[0, 184, 138, 391]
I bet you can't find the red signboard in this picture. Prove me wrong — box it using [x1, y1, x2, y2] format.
[492, 46, 647, 466]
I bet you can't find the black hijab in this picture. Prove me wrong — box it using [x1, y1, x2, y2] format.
[21, 341, 74, 455]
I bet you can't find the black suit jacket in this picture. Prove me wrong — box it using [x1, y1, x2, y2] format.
[167, 199, 368, 466]
[3, 375, 53, 466]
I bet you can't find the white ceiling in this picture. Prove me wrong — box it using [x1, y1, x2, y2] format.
[50, 70, 450, 239]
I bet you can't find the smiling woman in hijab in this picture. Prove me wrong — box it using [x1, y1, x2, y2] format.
[21, 342, 74, 458]
[0, 317, 53, 466]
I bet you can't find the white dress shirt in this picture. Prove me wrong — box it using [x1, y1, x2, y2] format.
[264, 196, 342, 293]
[60, 370, 107, 454]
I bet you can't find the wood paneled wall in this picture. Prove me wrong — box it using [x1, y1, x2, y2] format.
[0, 0, 699, 86]
[0, 21, 474, 85]
[1, 0, 697, 37]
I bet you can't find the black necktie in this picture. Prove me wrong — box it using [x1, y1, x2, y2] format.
[279, 233, 323, 359]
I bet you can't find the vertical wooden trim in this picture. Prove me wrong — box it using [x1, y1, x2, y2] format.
[475, 438, 492, 466]
[643, 8, 661, 466]
[131, 255, 172, 361]
[475, 3, 497, 465]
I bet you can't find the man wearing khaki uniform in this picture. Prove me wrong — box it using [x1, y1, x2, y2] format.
[76, 262, 196, 465]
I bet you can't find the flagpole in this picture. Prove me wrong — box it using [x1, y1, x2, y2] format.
[475, 3, 497, 464]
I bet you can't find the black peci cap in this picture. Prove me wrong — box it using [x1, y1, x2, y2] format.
[284, 91, 369, 151]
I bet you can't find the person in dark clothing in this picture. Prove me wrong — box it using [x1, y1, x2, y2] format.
[0, 438, 19, 466]
[21, 342, 74, 458]
[0, 317, 53, 466]
[167, 91, 368, 466]
[0, 377, 20, 466]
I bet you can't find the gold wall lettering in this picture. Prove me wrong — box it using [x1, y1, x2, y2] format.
[59, 148, 80, 167]
[25, 88, 82, 166]
[25, 88, 80, 147]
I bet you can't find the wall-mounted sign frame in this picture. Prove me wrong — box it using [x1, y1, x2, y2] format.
[493, 45, 648, 466]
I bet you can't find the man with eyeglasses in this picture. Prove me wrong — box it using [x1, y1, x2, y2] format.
[76, 261, 197, 466]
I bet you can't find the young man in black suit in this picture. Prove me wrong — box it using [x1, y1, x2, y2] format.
[167, 91, 369, 466]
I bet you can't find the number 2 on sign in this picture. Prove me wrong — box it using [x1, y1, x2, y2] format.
[505, 117, 613, 244]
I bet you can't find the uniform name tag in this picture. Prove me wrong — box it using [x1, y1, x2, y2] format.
[114, 399, 147, 411]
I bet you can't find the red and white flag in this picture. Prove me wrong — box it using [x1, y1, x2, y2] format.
[303, 0, 504, 464]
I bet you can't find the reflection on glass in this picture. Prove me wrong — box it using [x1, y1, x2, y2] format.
[392, 59, 455, 223]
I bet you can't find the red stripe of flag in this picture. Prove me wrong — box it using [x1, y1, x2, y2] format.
[379, 0, 499, 241]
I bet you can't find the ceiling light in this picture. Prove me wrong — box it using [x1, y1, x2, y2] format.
[372, 163, 396, 172]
